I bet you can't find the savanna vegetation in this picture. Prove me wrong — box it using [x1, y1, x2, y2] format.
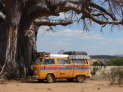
[109, 57, 123, 66]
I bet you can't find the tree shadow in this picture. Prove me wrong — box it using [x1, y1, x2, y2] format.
[21, 79, 88, 84]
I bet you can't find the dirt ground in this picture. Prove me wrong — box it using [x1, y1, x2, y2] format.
[0, 79, 123, 92]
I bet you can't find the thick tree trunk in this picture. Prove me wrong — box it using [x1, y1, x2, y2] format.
[0, 0, 21, 79]
[0, 24, 6, 71]
[16, 22, 37, 78]
[0, 21, 37, 79]
[0, 26, 19, 79]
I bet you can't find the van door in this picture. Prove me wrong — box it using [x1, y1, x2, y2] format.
[56, 59, 73, 78]
[40, 58, 56, 79]
[64, 63, 74, 78]
[72, 59, 87, 77]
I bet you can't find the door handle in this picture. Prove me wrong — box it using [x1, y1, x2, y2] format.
[60, 73, 65, 75]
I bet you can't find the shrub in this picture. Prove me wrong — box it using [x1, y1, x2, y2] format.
[108, 67, 123, 85]
[110, 57, 123, 66]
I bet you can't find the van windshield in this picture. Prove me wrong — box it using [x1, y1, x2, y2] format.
[35, 58, 42, 64]
[57, 59, 69, 64]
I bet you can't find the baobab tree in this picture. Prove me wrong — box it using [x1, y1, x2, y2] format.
[0, 0, 123, 79]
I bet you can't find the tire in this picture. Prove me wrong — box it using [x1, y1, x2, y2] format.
[76, 75, 86, 83]
[46, 74, 55, 83]
[38, 79, 44, 83]
[67, 78, 74, 82]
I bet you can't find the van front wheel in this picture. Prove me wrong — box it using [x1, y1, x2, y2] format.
[76, 75, 86, 83]
[46, 74, 55, 83]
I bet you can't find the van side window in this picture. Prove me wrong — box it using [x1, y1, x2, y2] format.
[57, 59, 69, 64]
[72, 59, 85, 64]
[85, 59, 88, 64]
[44, 59, 55, 64]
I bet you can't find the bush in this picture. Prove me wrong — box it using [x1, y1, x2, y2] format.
[108, 67, 123, 85]
[110, 57, 123, 66]
[93, 62, 104, 66]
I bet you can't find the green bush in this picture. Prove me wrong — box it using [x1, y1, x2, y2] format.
[110, 57, 123, 66]
[92, 62, 104, 66]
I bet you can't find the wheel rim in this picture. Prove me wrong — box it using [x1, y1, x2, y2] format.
[76, 76, 86, 82]
[47, 75, 55, 83]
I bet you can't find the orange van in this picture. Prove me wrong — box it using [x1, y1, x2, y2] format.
[32, 53, 91, 83]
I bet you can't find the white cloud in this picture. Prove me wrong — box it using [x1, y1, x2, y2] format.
[38, 26, 50, 34]
[59, 12, 72, 19]
[37, 27, 123, 55]
[79, 32, 105, 40]
[38, 27, 123, 43]
[113, 38, 123, 45]
[38, 28, 105, 40]
[59, 12, 65, 19]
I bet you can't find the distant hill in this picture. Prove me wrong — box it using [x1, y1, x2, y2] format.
[90, 55, 117, 59]
[90, 55, 123, 65]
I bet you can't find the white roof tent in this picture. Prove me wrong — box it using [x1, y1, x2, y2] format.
[37, 51, 90, 59]
[50, 54, 69, 58]
[50, 54, 90, 59]
[68, 55, 90, 59]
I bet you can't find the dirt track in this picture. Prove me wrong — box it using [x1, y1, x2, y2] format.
[0, 80, 123, 92]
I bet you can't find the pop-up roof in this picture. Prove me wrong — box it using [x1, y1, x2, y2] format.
[50, 54, 69, 58]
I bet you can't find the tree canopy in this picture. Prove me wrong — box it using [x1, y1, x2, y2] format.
[1, 0, 123, 26]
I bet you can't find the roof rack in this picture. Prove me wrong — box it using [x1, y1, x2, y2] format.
[64, 51, 90, 59]
[64, 51, 88, 55]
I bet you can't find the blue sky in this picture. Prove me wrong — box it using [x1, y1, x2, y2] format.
[37, 13, 123, 55]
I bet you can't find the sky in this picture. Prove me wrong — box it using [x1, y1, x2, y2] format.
[36, 13, 123, 55]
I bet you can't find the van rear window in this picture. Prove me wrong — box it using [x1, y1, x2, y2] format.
[72, 59, 87, 64]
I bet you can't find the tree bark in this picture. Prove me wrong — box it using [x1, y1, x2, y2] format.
[0, 24, 6, 71]
[16, 21, 37, 78]
[0, 0, 21, 79]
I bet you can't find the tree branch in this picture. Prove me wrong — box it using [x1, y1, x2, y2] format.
[34, 18, 73, 26]
[84, 9, 123, 25]
[90, 2, 116, 20]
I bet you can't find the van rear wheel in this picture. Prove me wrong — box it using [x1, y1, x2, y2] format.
[76, 75, 86, 83]
[46, 74, 55, 83]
